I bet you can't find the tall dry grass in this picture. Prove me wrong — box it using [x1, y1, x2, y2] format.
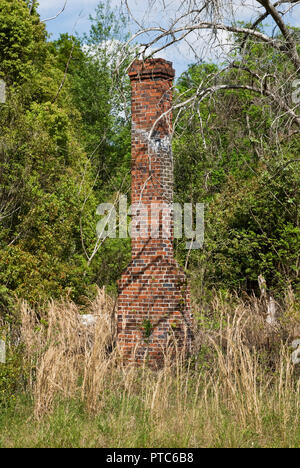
[14, 286, 300, 446]
[20, 288, 116, 417]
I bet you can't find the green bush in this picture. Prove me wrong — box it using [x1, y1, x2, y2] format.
[0, 343, 24, 409]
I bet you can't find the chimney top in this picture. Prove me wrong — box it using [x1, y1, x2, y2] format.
[128, 58, 175, 82]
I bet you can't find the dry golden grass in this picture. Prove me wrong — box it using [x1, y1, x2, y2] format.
[1, 286, 299, 447]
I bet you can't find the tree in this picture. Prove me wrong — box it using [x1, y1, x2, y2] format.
[0, 1, 99, 313]
[120, 0, 300, 296]
[171, 58, 300, 297]
[50, 1, 134, 290]
[122, 0, 300, 136]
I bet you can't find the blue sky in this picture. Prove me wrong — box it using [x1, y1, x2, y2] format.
[38, 0, 101, 39]
[37, 0, 198, 75]
[37, 0, 300, 77]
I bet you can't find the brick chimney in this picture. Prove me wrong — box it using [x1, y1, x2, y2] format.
[117, 58, 192, 367]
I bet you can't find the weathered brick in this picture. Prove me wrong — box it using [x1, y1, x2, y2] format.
[117, 59, 192, 368]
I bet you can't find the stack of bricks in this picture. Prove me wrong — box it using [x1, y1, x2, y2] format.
[117, 58, 192, 367]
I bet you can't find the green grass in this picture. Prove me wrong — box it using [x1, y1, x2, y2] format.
[1, 289, 299, 448]
[0, 387, 299, 448]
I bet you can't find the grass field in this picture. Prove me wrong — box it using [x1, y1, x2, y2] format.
[0, 288, 299, 448]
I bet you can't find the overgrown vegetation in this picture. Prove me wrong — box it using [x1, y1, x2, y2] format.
[0, 0, 299, 310]
[0, 289, 299, 448]
[174, 59, 300, 297]
[0, 0, 299, 448]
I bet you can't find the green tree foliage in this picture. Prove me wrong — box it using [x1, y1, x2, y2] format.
[173, 39, 300, 298]
[0, 1, 98, 314]
[0, 0, 46, 86]
[51, 2, 133, 289]
[0, 0, 134, 317]
[0, 0, 299, 319]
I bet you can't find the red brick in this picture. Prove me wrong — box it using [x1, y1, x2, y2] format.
[117, 59, 192, 368]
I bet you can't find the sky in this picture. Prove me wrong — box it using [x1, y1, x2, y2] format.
[37, 0, 300, 77]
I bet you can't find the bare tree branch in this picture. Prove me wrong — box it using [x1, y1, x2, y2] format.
[256, 0, 300, 71]
[134, 22, 284, 54]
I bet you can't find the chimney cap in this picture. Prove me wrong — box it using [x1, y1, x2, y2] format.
[128, 58, 175, 81]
